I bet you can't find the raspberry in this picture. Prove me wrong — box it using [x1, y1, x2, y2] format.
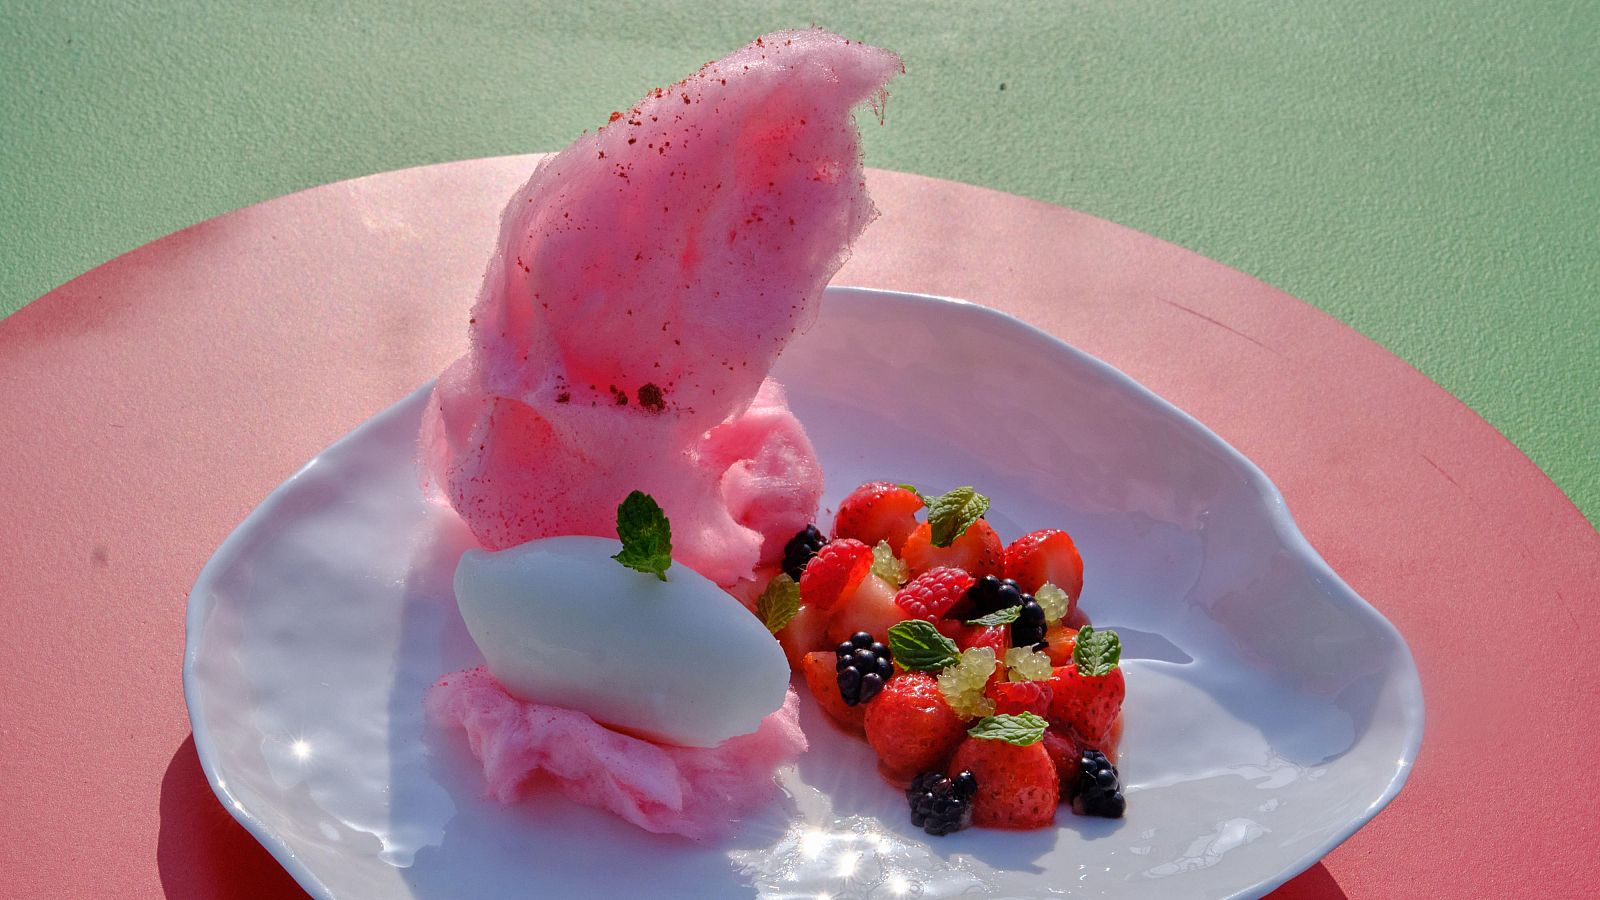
[894, 567, 976, 622]
[937, 647, 998, 719]
[906, 770, 977, 835]
[781, 524, 826, 581]
[834, 631, 893, 706]
[798, 538, 872, 611]
[988, 680, 1053, 717]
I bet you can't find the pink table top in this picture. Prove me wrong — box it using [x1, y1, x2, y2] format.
[2, 158, 1596, 898]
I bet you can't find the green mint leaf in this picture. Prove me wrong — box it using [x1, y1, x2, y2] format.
[966, 605, 1022, 626]
[887, 620, 960, 672]
[612, 490, 672, 580]
[755, 574, 800, 634]
[1072, 624, 1122, 676]
[926, 486, 990, 548]
[968, 712, 1048, 746]
[871, 540, 909, 587]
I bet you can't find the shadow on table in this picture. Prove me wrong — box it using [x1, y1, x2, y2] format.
[157, 735, 312, 899]
[1268, 861, 1349, 899]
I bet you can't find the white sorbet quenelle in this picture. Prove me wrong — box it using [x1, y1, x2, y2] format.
[453, 535, 791, 748]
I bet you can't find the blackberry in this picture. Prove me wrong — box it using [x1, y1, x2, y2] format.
[834, 631, 893, 706]
[966, 575, 1024, 617]
[1071, 749, 1126, 818]
[1010, 596, 1047, 648]
[907, 770, 977, 835]
[781, 524, 827, 580]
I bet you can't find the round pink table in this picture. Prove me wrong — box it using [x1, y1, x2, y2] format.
[2, 159, 1595, 898]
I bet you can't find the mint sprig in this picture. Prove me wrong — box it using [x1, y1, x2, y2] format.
[755, 574, 800, 634]
[1072, 624, 1122, 676]
[966, 605, 1022, 626]
[968, 712, 1048, 746]
[926, 486, 990, 548]
[886, 620, 960, 672]
[612, 490, 672, 580]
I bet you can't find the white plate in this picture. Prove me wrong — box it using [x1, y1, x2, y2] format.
[184, 287, 1423, 899]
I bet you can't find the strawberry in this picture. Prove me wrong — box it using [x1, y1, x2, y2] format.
[801, 650, 865, 735]
[1041, 622, 1078, 667]
[776, 602, 832, 668]
[798, 539, 872, 611]
[825, 572, 908, 647]
[894, 567, 976, 622]
[901, 519, 1005, 578]
[864, 672, 968, 782]
[948, 732, 1058, 829]
[1004, 528, 1084, 600]
[1047, 625, 1125, 744]
[988, 680, 1053, 717]
[957, 624, 1010, 655]
[832, 482, 924, 554]
[1040, 727, 1082, 798]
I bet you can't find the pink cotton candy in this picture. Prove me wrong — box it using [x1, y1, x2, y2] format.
[426, 667, 807, 840]
[422, 30, 901, 585]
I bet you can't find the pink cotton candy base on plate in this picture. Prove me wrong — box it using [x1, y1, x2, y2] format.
[425, 668, 807, 840]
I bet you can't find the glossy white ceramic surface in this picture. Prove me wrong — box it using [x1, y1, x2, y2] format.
[184, 287, 1423, 899]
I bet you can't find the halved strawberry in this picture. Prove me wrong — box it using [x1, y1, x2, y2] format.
[1047, 626, 1125, 744]
[901, 519, 1005, 579]
[1004, 529, 1084, 600]
[957, 624, 1011, 655]
[800, 650, 865, 735]
[864, 672, 968, 783]
[798, 539, 872, 611]
[948, 733, 1059, 829]
[1040, 726, 1082, 799]
[825, 572, 908, 647]
[832, 482, 924, 554]
[776, 602, 832, 668]
[1041, 622, 1078, 667]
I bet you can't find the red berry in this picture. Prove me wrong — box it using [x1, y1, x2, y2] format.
[948, 735, 1059, 829]
[894, 567, 976, 622]
[799, 539, 872, 611]
[988, 680, 1054, 717]
[801, 650, 865, 735]
[1048, 663, 1125, 745]
[832, 482, 924, 554]
[1042, 622, 1078, 667]
[864, 672, 968, 782]
[957, 624, 1010, 654]
[1004, 528, 1084, 600]
[1041, 727, 1082, 799]
[902, 519, 1005, 578]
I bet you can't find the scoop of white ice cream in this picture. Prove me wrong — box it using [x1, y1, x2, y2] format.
[453, 535, 790, 748]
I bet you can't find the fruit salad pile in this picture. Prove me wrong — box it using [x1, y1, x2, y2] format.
[755, 482, 1127, 833]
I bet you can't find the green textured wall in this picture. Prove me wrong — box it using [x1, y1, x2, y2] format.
[3, 1, 1596, 525]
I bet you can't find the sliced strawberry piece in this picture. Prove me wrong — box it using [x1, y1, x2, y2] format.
[776, 602, 832, 668]
[901, 519, 1005, 579]
[948, 734, 1059, 829]
[1041, 622, 1078, 667]
[1041, 727, 1082, 799]
[1004, 528, 1084, 599]
[832, 481, 924, 554]
[798, 538, 872, 611]
[957, 623, 1011, 655]
[894, 566, 976, 622]
[800, 650, 865, 735]
[864, 672, 968, 783]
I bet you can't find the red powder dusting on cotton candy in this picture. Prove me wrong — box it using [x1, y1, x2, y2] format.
[425, 667, 807, 839]
[421, 29, 902, 586]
